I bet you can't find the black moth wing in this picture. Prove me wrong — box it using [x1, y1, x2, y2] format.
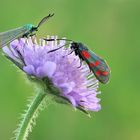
[79, 48, 110, 84]
[88, 50, 110, 84]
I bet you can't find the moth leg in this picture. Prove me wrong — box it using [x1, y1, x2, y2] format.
[65, 50, 74, 56]
[22, 33, 29, 38]
[29, 33, 36, 37]
[88, 65, 92, 72]
[62, 50, 74, 58]
[77, 59, 83, 68]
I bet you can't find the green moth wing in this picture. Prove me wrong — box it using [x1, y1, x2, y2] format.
[0, 26, 30, 48]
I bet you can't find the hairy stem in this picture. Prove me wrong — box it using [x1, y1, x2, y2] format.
[15, 91, 46, 140]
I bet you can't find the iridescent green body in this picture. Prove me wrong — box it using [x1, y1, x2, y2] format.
[0, 13, 54, 48]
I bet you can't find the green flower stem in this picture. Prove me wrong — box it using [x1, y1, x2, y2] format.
[15, 91, 46, 140]
[14, 77, 63, 140]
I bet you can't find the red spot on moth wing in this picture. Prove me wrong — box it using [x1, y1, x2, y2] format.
[81, 50, 90, 58]
[89, 61, 100, 67]
[94, 61, 100, 66]
[89, 63, 95, 67]
[101, 71, 108, 76]
[95, 70, 101, 76]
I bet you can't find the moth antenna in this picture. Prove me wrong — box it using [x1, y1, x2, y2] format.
[43, 38, 73, 42]
[37, 13, 54, 28]
[47, 43, 71, 53]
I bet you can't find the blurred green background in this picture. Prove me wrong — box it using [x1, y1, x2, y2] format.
[0, 0, 140, 140]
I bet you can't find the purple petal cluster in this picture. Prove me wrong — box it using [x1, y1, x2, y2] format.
[3, 37, 101, 112]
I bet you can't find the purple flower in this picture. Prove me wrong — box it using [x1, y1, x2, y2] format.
[3, 36, 101, 112]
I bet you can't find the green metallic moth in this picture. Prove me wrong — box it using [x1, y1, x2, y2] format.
[0, 13, 54, 48]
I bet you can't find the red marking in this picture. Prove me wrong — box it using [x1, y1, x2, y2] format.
[102, 71, 108, 76]
[89, 63, 95, 67]
[89, 61, 100, 68]
[96, 70, 101, 76]
[81, 50, 90, 58]
[94, 61, 100, 66]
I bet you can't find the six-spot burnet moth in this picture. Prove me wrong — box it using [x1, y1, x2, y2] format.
[0, 13, 54, 48]
[43, 38, 110, 84]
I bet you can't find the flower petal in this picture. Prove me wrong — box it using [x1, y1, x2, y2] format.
[3, 37, 102, 113]
[23, 65, 35, 75]
[36, 61, 56, 78]
[59, 82, 75, 94]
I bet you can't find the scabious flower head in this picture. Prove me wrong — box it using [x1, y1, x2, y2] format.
[3, 36, 101, 113]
